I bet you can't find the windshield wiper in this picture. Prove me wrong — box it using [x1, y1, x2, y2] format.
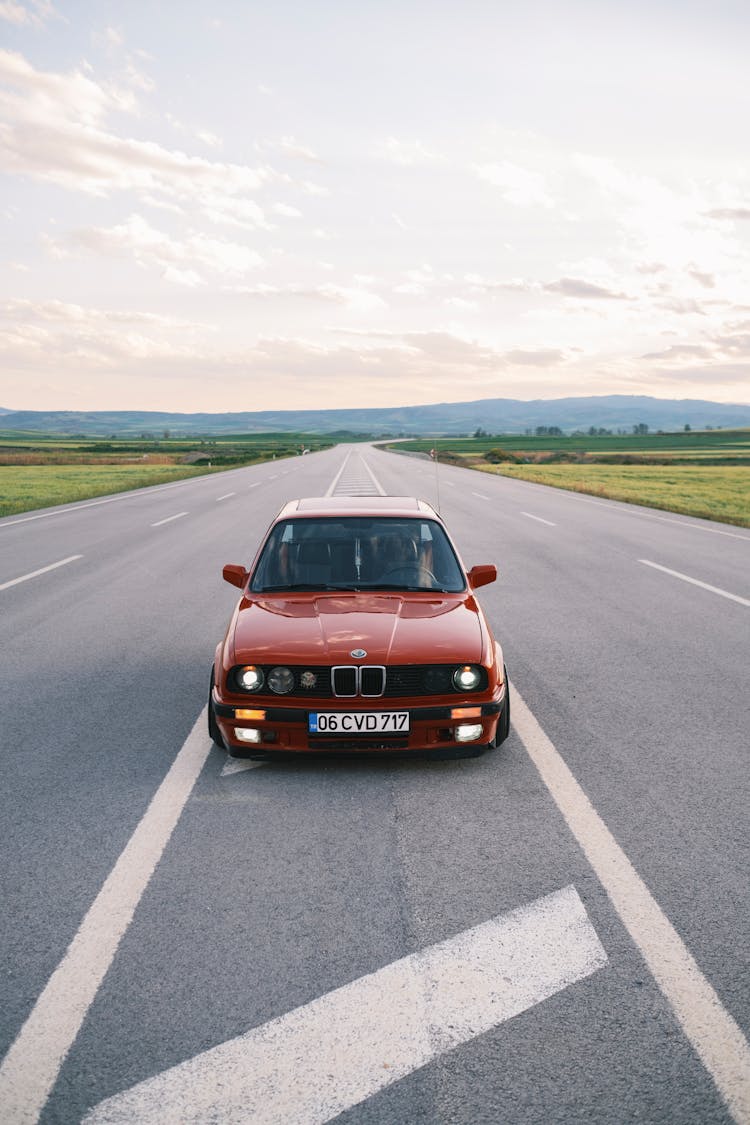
[364, 583, 450, 593]
[258, 583, 360, 592]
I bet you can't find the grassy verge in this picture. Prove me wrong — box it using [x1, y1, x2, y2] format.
[0, 464, 224, 518]
[476, 463, 750, 527]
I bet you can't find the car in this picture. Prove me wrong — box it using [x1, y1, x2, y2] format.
[209, 496, 509, 759]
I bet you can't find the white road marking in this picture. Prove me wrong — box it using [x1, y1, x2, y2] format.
[84, 886, 606, 1125]
[216, 492, 236, 501]
[0, 555, 83, 592]
[521, 511, 556, 526]
[471, 491, 490, 500]
[0, 474, 240, 529]
[443, 481, 456, 487]
[510, 682, 750, 1124]
[248, 481, 261, 489]
[639, 559, 750, 607]
[0, 712, 213, 1125]
[360, 458, 386, 495]
[517, 484, 750, 542]
[325, 450, 353, 496]
[220, 757, 265, 775]
[150, 511, 187, 527]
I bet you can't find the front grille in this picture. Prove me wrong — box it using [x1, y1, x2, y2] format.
[360, 666, 385, 697]
[332, 666, 357, 696]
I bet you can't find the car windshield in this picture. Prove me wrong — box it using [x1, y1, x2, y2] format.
[250, 516, 466, 593]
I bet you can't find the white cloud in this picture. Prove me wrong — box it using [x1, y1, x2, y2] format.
[234, 282, 385, 312]
[0, 297, 207, 329]
[55, 214, 264, 285]
[375, 137, 443, 166]
[276, 136, 323, 163]
[0, 0, 58, 27]
[0, 49, 292, 232]
[271, 203, 302, 218]
[474, 161, 554, 208]
[544, 278, 630, 301]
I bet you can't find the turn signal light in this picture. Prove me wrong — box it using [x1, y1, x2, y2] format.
[235, 709, 266, 720]
[451, 706, 482, 719]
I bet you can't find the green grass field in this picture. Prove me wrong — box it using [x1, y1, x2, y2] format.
[477, 463, 750, 527]
[0, 464, 223, 518]
[0, 431, 335, 517]
[395, 429, 750, 457]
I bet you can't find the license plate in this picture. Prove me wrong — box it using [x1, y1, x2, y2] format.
[308, 711, 410, 735]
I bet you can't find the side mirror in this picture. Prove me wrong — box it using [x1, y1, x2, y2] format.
[223, 564, 249, 589]
[467, 564, 497, 589]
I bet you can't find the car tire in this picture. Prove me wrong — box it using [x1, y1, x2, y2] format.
[484, 667, 510, 752]
[493, 670, 511, 746]
[208, 669, 226, 750]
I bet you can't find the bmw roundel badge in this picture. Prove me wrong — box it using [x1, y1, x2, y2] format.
[351, 649, 367, 659]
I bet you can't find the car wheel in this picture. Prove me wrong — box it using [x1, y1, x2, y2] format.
[208, 668, 226, 750]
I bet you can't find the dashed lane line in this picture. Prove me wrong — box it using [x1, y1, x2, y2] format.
[0, 555, 83, 592]
[150, 512, 188, 528]
[0, 471, 260, 529]
[639, 559, 749, 607]
[521, 511, 556, 526]
[493, 476, 750, 542]
[216, 492, 236, 501]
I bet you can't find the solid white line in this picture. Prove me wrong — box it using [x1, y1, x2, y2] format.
[84, 886, 606, 1125]
[0, 555, 83, 592]
[521, 511, 556, 526]
[216, 492, 236, 501]
[471, 491, 490, 500]
[360, 458, 387, 495]
[510, 682, 750, 1124]
[150, 512, 187, 527]
[0, 710, 213, 1125]
[639, 560, 750, 608]
[325, 450, 353, 496]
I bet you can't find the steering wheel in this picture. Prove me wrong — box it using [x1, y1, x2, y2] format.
[380, 565, 439, 586]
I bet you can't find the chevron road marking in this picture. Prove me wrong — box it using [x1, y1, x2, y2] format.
[220, 756, 265, 775]
[84, 886, 606, 1125]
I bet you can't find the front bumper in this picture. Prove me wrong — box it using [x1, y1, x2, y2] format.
[213, 687, 506, 755]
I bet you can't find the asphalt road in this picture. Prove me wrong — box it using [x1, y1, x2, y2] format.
[0, 445, 748, 1124]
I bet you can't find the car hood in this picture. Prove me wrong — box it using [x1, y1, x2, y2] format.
[230, 592, 485, 665]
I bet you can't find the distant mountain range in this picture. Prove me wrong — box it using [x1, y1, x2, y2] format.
[1, 396, 749, 436]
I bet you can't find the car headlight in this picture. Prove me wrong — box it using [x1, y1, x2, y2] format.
[267, 666, 294, 694]
[453, 664, 482, 691]
[236, 665, 264, 692]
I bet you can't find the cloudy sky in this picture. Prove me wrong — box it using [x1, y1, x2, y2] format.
[1, 0, 749, 412]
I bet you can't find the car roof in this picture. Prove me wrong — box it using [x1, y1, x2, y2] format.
[277, 496, 440, 520]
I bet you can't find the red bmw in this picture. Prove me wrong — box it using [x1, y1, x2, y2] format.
[210, 496, 508, 758]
